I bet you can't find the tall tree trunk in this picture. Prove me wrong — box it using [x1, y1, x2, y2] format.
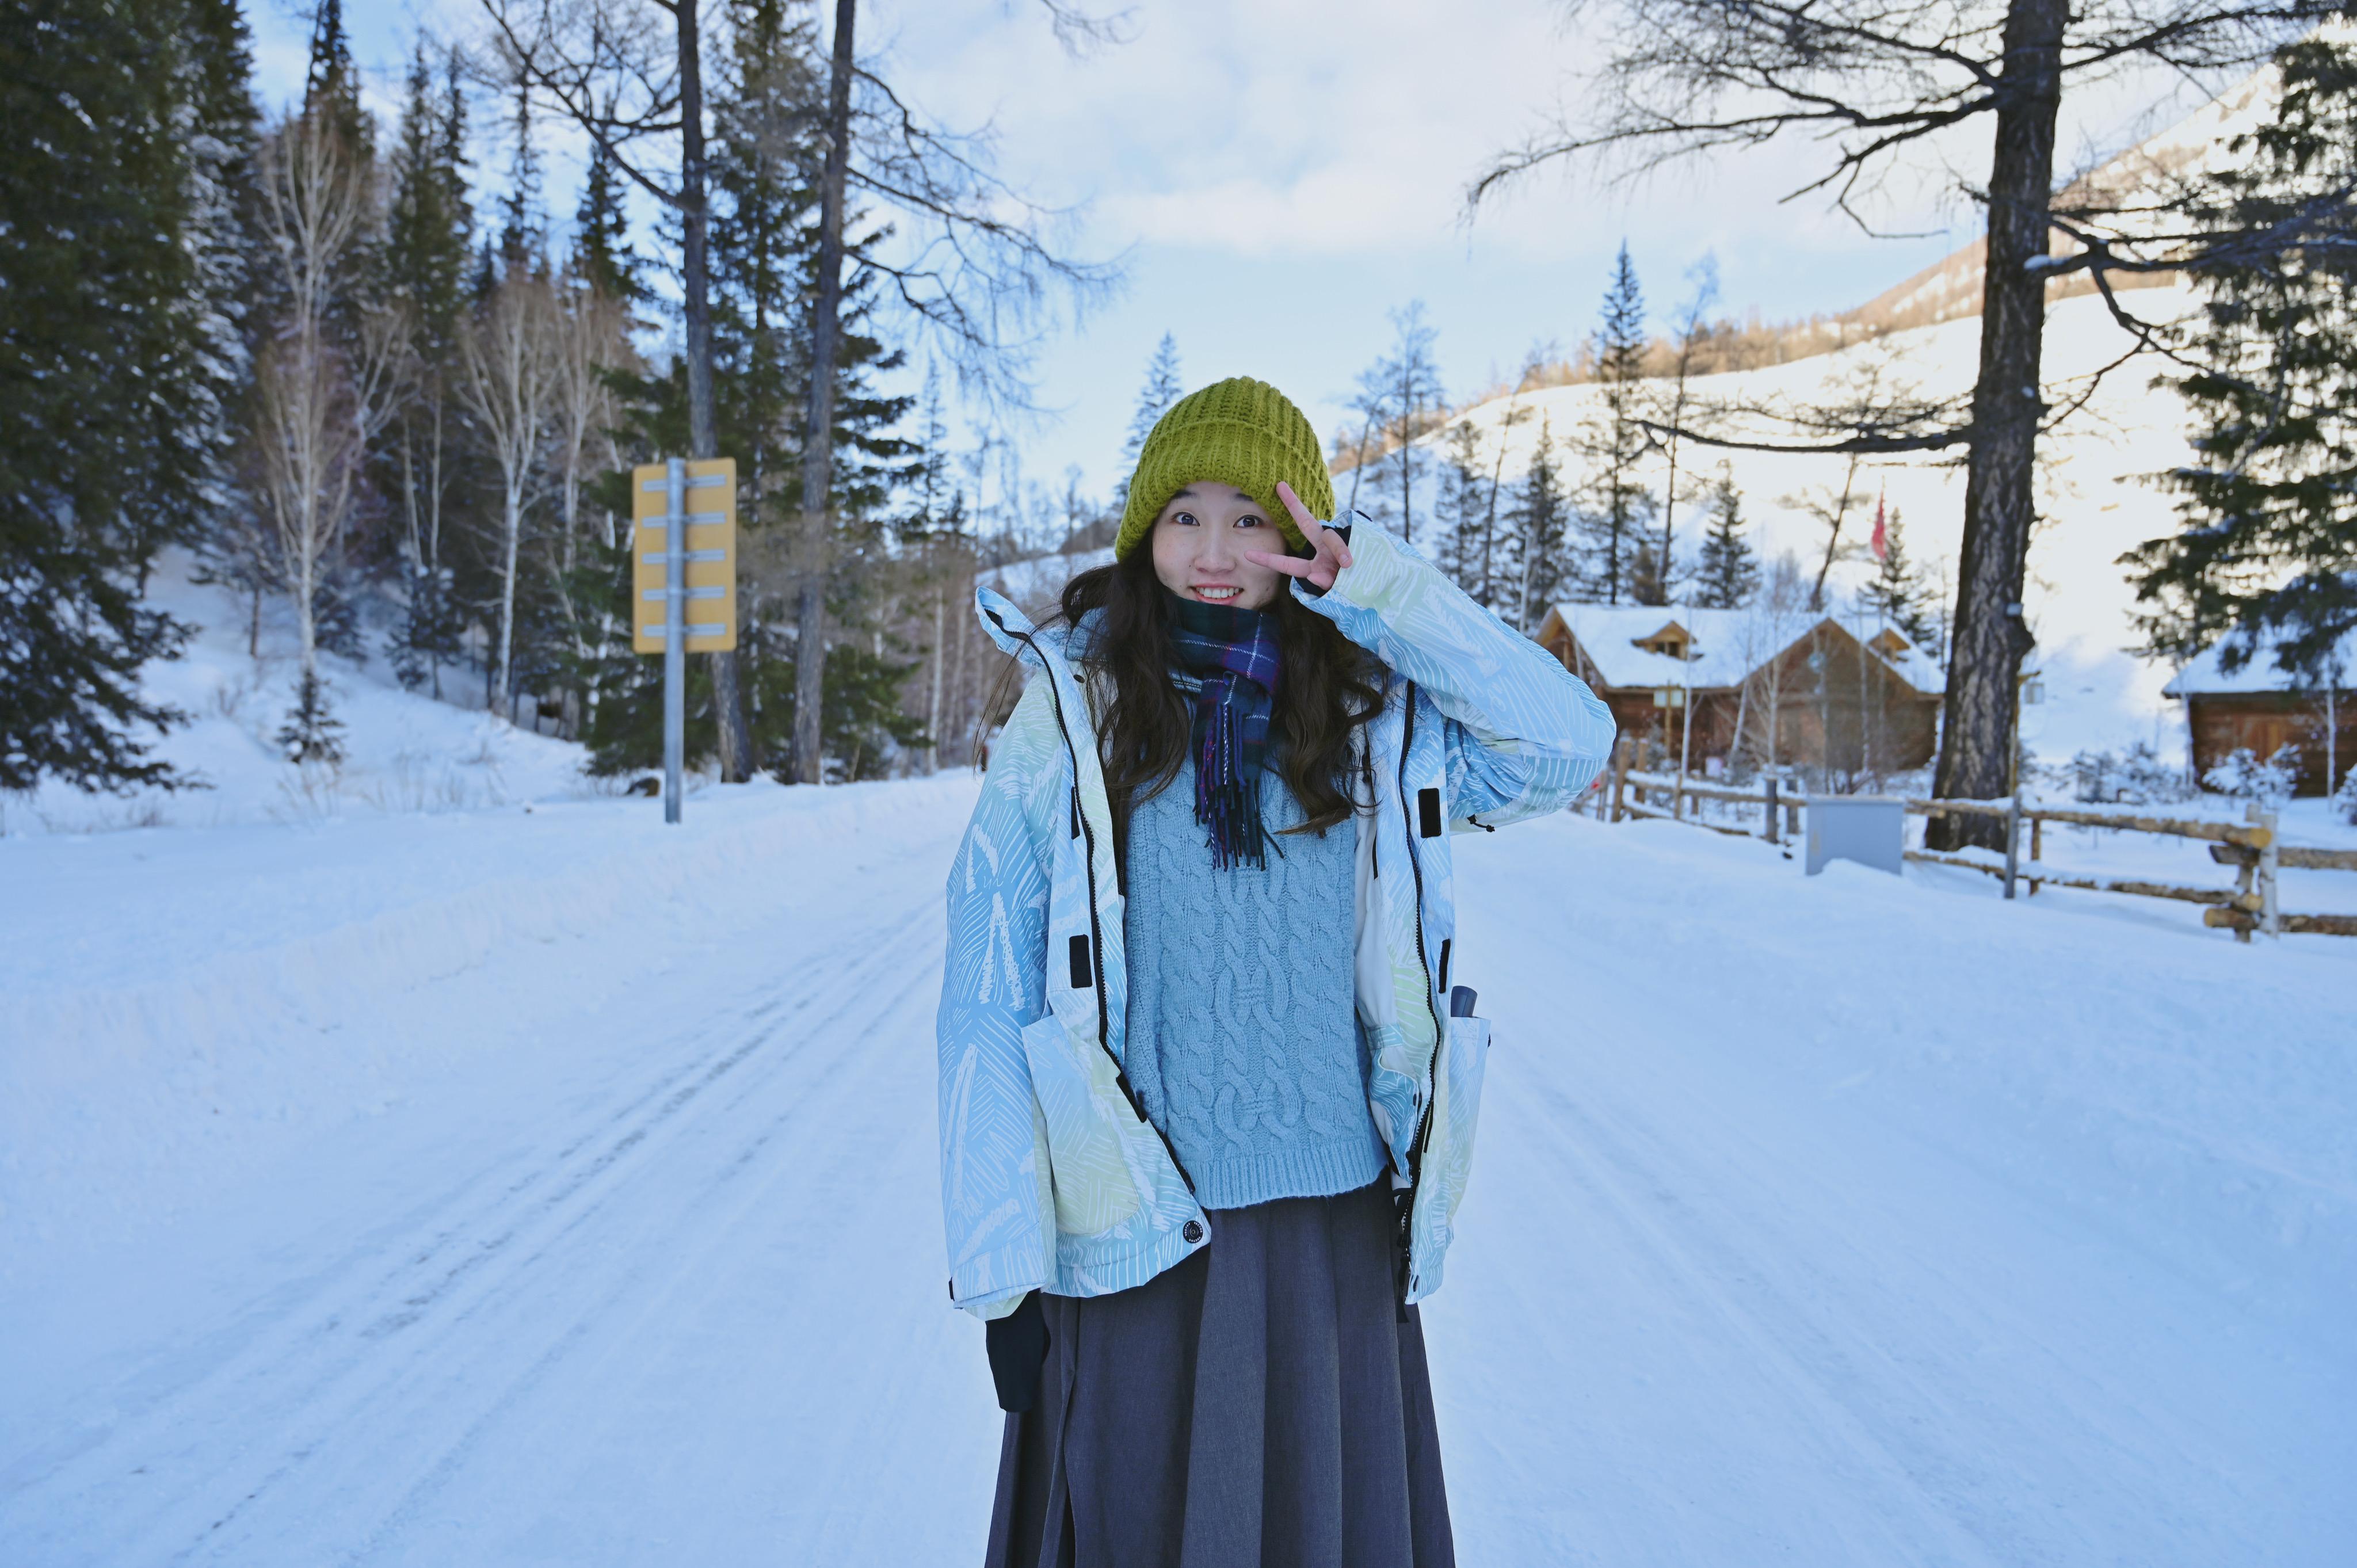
[792, 0, 856, 785]
[427, 392, 445, 699]
[496, 480, 521, 718]
[1928, 0, 2065, 849]
[677, 0, 758, 780]
[1660, 357, 1689, 589]
[925, 581, 945, 775]
[1811, 454, 1860, 612]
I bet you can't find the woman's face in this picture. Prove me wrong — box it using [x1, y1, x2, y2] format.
[1149, 484, 1289, 612]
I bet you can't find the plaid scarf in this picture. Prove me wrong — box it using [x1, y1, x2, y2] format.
[1165, 592, 1282, 870]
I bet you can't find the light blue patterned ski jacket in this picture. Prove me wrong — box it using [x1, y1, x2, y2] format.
[936, 518, 1616, 1320]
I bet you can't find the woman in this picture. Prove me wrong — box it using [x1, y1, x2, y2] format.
[937, 376, 1616, 1567]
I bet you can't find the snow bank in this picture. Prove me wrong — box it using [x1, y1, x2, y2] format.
[2, 550, 598, 837]
[1464, 814, 2356, 1346]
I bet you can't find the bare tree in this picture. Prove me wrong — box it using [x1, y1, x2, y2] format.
[1734, 552, 1815, 775]
[482, 0, 1116, 784]
[1653, 258, 1720, 597]
[547, 275, 632, 728]
[1782, 467, 1862, 615]
[458, 267, 559, 719]
[247, 109, 402, 745]
[1478, 343, 1553, 605]
[1473, 0, 2322, 846]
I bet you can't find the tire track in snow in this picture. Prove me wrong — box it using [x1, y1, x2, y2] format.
[339, 906, 956, 1567]
[1, 825, 956, 1567]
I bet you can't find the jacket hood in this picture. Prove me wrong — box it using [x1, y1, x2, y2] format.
[974, 587, 1109, 668]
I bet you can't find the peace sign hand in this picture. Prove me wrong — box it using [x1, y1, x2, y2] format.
[1244, 481, 1355, 593]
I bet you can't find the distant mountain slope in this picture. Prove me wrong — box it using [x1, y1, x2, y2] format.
[1837, 63, 2278, 336]
[1408, 284, 2209, 767]
[1385, 59, 2306, 769]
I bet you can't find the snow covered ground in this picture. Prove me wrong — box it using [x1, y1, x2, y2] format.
[4, 777, 2350, 1565]
[1, 550, 604, 839]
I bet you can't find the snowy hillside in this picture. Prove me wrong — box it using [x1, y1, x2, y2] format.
[1429, 283, 2214, 764]
[3, 777, 2350, 1563]
[1394, 57, 2337, 772]
[2, 551, 601, 838]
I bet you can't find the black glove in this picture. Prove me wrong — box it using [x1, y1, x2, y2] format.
[985, 1290, 1051, 1414]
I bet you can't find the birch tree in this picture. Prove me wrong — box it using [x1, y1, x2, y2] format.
[248, 107, 401, 758]
[459, 266, 559, 720]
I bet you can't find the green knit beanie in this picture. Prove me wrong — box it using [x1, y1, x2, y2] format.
[1114, 376, 1336, 560]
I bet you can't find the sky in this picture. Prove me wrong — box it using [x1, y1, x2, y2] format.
[247, 0, 2237, 513]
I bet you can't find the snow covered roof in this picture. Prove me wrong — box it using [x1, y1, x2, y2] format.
[975, 547, 1113, 613]
[1539, 602, 1944, 696]
[2162, 627, 2357, 696]
[1541, 605, 1760, 688]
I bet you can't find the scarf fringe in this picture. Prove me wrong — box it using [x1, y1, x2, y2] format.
[1196, 683, 1267, 870]
[1165, 591, 1279, 872]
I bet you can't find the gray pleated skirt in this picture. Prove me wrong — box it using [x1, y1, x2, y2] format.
[983, 1180, 1455, 1568]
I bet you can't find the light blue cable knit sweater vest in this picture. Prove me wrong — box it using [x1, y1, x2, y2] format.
[1122, 756, 1389, 1211]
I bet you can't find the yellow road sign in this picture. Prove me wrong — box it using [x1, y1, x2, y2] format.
[632, 457, 738, 654]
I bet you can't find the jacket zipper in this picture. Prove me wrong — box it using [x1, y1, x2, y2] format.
[1394, 683, 1447, 1303]
[987, 611, 1199, 1198]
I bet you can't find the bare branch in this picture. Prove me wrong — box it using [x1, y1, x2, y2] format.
[1034, 0, 1140, 58]
[476, 0, 688, 212]
[1637, 417, 1975, 455]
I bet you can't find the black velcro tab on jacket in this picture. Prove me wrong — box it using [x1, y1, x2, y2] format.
[1438, 937, 1451, 995]
[1068, 934, 1093, 990]
[1418, 787, 1443, 838]
[1069, 787, 1082, 839]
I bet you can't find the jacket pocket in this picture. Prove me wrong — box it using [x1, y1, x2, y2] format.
[1020, 1013, 1143, 1237]
[1429, 1014, 1493, 1236]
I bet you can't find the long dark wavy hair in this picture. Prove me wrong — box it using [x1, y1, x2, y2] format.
[1057, 546, 1385, 848]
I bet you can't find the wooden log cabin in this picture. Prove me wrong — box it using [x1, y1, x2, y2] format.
[1532, 604, 1945, 780]
[2163, 632, 2356, 796]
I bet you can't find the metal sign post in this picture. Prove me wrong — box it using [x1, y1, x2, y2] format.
[631, 457, 738, 823]
[663, 459, 686, 823]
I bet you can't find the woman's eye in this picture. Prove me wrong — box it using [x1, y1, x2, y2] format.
[1235, 514, 1264, 529]
[1170, 510, 1196, 527]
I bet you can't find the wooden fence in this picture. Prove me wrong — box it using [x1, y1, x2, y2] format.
[1610, 766, 1803, 842]
[1904, 799, 2357, 940]
[1587, 742, 2357, 940]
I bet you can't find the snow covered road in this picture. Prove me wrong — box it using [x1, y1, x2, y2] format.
[3, 780, 2350, 1564]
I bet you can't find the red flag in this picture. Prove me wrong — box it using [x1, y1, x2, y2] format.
[1870, 492, 1889, 560]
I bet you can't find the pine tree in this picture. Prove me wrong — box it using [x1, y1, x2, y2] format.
[277, 669, 346, 764]
[497, 79, 546, 270]
[1858, 504, 1933, 646]
[1355, 303, 1445, 541]
[711, 0, 821, 541]
[1627, 540, 1671, 605]
[1577, 243, 1653, 603]
[1505, 418, 1573, 632]
[384, 44, 475, 695]
[175, 0, 259, 581]
[1, 0, 216, 791]
[1692, 466, 1760, 609]
[2127, 33, 2357, 682]
[1113, 333, 1184, 508]
[302, 0, 368, 154]
[573, 138, 645, 307]
[1433, 419, 1490, 602]
[707, 0, 823, 775]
